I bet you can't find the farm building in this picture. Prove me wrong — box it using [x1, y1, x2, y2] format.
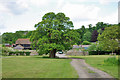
[13, 39, 31, 50]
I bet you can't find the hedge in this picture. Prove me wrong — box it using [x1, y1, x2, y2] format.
[25, 52, 31, 56]
[8, 51, 31, 56]
[89, 50, 119, 55]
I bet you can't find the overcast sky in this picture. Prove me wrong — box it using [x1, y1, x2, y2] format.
[0, 0, 119, 34]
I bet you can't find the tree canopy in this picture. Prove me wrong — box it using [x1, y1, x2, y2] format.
[82, 31, 91, 42]
[97, 25, 119, 54]
[30, 12, 80, 58]
[2, 31, 32, 44]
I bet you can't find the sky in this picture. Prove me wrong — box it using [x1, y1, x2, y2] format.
[0, 0, 119, 34]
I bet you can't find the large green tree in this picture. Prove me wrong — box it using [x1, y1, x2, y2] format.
[30, 12, 80, 58]
[97, 25, 119, 54]
[82, 31, 91, 42]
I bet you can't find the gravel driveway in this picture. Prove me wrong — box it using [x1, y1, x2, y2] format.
[56, 54, 115, 79]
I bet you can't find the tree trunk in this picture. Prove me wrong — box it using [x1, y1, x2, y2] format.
[49, 49, 56, 58]
[98, 50, 99, 55]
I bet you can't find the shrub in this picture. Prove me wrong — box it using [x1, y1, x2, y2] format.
[89, 50, 119, 55]
[20, 51, 24, 55]
[104, 57, 118, 66]
[89, 51, 98, 55]
[8, 51, 25, 56]
[25, 52, 31, 56]
[82, 41, 91, 45]
[2, 47, 11, 54]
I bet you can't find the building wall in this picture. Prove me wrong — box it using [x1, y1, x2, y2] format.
[65, 49, 89, 56]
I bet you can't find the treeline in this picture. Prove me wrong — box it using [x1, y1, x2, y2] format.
[75, 22, 117, 44]
[2, 31, 33, 44]
[1, 22, 118, 45]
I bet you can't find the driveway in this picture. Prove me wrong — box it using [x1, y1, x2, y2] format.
[56, 54, 114, 78]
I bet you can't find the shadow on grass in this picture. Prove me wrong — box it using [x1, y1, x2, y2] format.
[33, 56, 84, 60]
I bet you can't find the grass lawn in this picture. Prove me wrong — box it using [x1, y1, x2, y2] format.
[2, 56, 78, 78]
[70, 55, 118, 78]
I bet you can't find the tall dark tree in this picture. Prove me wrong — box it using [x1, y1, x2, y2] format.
[30, 12, 80, 58]
[88, 24, 92, 32]
[91, 30, 99, 42]
[80, 25, 86, 42]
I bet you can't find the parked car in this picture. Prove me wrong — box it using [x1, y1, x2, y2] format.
[58, 51, 63, 54]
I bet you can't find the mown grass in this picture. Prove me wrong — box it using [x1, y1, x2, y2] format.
[2, 56, 78, 78]
[70, 55, 118, 78]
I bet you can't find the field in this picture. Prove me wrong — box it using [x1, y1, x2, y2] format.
[2, 55, 119, 78]
[70, 55, 118, 78]
[2, 56, 78, 78]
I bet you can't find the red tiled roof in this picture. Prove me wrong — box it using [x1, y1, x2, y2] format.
[16, 39, 31, 44]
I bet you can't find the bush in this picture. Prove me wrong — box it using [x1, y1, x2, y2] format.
[20, 51, 24, 55]
[25, 52, 31, 56]
[89, 50, 119, 55]
[2, 47, 11, 54]
[104, 57, 118, 66]
[8, 51, 31, 56]
[82, 41, 91, 45]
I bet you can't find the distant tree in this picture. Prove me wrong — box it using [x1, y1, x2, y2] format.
[95, 22, 105, 30]
[81, 25, 86, 33]
[97, 28, 103, 34]
[97, 25, 119, 54]
[2, 31, 32, 44]
[91, 30, 99, 42]
[92, 26, 96, 31]
[75, 29, 82, 44]
[82, 41, 91, 45]
[24, 31, 33, 38]
[0, 35, 2, 44]
[82, 31, 91, 42]
[88, 43, 96, 51]
[88, 42, 103, 55]
[30, 12, 80, 58]
[2, 33, 14, 44]
[88, 24, 92, 32]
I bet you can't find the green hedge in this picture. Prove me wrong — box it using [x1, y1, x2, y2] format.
[89, 50, 119, 55]
[25, 52, 31, 56]
[8, 51, 31, 56]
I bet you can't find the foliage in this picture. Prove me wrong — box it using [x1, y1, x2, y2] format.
[91, 30, 98, 42]
[82, 31, 91, 41]
[97, 28, 103, 34]
[82, 41, 91, 45]
[2, 47, 14, 55]
[97, 25, 119, 54]
[30, 12, 80, 58]
[8, 51, 31, 56]
[87, 43, 96, 51]
[104, 57, 118, 66]
[88, 24, 93, 32]
[2, 31, 32, 44]
[25, 52, 31, 56]
[95, 22, 110, 30]
[2, 47, 31, 56]
[89, 51, 110, 55]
